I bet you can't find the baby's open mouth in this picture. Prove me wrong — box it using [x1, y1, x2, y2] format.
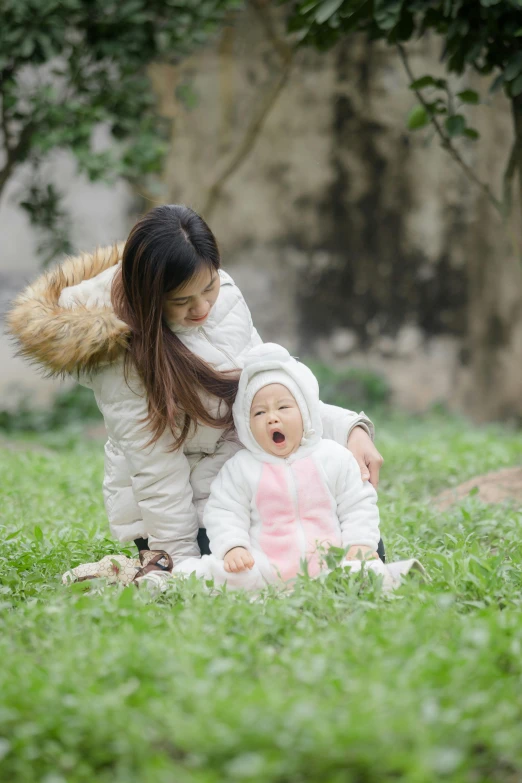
[272, 431, 285, 444]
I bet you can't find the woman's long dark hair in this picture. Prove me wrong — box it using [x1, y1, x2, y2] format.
[112, 204, 239, 449]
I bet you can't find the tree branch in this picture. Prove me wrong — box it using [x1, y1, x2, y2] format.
[502, 138, 517, 219]
[202, 1, 295, 219]
[0, 101, 13, 154]
[396, 43, 504, 216]
[251, 0, 294, 65]
[0, 122, 34, 201]
[0, 66, 16, 159]
[511, 94, 522, 229]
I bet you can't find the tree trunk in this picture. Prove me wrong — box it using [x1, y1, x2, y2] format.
[0, 158, 15, 202]
[465, 96, 522, 423]
[512, 94, 522, 239]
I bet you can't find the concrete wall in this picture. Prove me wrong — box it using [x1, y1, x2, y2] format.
[148, 9, 517, 414]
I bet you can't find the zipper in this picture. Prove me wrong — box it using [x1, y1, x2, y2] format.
[187, 451, 208, 473]
[286, 459, 307, 567]
[198, 326, 237, 367]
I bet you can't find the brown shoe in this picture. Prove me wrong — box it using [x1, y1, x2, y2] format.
[132, 550, 173, 584]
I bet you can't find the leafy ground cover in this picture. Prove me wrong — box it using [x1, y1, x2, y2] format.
[0, 412, 521, 782]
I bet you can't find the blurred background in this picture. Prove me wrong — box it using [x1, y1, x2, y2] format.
[1, 0, 521, 434]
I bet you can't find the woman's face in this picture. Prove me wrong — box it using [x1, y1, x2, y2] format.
[163, 266, 221, 327]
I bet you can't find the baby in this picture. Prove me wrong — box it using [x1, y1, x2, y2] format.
[176, 343, 381, 589]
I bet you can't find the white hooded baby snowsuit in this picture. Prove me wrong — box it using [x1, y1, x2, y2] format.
[176, 344, 381, 588]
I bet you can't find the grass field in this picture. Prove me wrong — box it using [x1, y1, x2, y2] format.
[1, 412, 522, 782]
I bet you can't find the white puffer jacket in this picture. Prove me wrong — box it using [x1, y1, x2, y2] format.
[8, 245, 374, 564]
[176, 344, 380, 588]
[211, 345, 379, 579]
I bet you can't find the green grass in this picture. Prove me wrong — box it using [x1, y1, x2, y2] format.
[0, 413, 521, 782]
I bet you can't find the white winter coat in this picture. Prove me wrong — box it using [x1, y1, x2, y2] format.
[8, 246, 374, 565]
[177, 344, 380, 586]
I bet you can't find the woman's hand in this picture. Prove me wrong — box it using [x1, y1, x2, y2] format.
[345, 545, 379, 562]
[224, 547, 255, 573]
[347, 426, 384, 488]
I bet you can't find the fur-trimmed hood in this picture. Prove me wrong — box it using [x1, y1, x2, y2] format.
[7, 244, 130, 375]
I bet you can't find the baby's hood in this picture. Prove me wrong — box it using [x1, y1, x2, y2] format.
[232, 343, 323, 458]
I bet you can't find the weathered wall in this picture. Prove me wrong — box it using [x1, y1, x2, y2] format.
[150, 7, 520, 416]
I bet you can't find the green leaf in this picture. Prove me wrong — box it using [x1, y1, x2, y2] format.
[299, 0, 322, 13]
[510, 73, 522, 97]
[36, 32, 55, 60]
[74, 594, 95, 611]
[445, 114, 466, 136]
[489, 73, 504, 94]
[118, 585, 137, 608]
[19, 37, 35, 58]
[409, 75, 438, 90]
[2, 94, 17, 111]
[390, 9, 414, 41]
[457, 89, 479, 104]
[314, 0, 344, 24]
[463, 128, 480, 140]
[374, 0, 403, 31]
[175, 82, 199, 111]
[409, 75, 447, 91]
[33, 525, 44, 542]
[5, 530, 21, 541]
[407, 104, 429, 130]
[504, 52, 522, 81]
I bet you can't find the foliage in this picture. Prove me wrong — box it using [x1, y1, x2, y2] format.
[18, 180, 74, 264]
[286, 0, 522, 220]
[0, 0, 241, 262]
[287, 0, 522, 82]
[0, 384, 101, 434]
[0, 413, 521, 780]
[305, 358, 391, 409]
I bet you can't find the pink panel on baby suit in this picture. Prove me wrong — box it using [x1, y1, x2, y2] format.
[256, 458, 341, 580]
[293, 458, 341, 576]
[256, 463, 300, 580]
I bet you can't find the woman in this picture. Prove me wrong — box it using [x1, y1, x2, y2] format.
[8, 205, 383, 565]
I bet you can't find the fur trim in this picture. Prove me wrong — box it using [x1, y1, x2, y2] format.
[7, 243, 130, 375]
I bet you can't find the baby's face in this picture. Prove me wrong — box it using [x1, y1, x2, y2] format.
[250, 383, 304, 457]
